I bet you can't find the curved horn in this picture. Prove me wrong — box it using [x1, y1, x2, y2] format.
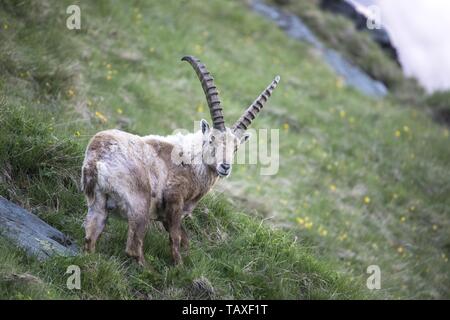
[182, 55, 225, 131]
[232, 76, 280, 132]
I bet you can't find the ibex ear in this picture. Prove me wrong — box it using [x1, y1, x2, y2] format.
[201, 119, 210, 134]
[240, 132, 251, 144]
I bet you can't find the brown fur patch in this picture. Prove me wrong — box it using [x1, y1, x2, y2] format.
[81, 133, 117, 199]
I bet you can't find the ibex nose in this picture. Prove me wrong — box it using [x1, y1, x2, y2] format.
[220, 163, 230, 170]
[218, 163, 231, 177]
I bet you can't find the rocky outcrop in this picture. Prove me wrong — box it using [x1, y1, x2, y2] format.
[320, 0, 401, 66]
[251, 0, 388, 98]
[0, 196, 78, 260]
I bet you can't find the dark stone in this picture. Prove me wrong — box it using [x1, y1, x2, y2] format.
[272, 0, 291, 5]
[432, 108, 450, 127]
[320, 0, 401, 66]
[0, 196, 78, 260]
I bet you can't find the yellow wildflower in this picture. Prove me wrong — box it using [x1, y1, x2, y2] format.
[364, 196, 371, 204]
[194, 44, 203, 55]
[339, 110, 346, 118]
[4, 24, 8, 30]
[116, 108, 123, 114]
[305, 222, 313, 229]
[395, 130, 401, 138]
[196, 103, 204, 113]
[336, 77, 345, 89]
[403, 126, 410, 133]
[283, 123, 289, 131]
[397, 246, 404, 254]
[74, 131, 81, 137]
[106, 74, 112, 81]
[317, 225, 328, 237]
[400, 216, 406, 223]
[432, 224, 438, 231]
[106, 63, 112, 69]
[338, 233, 348, 241]
[296, 217, 305, 226]
[329, 184, 337, 192]
[95, 111, 108, 123]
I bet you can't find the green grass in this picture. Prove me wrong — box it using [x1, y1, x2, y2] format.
[0, 109, 362, 300]
[0, 0, 449, 299]
[0, 193, 363, 299]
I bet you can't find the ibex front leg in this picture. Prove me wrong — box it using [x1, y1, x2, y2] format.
[164, 201, 183, 265]
[164, 222, 189, 255]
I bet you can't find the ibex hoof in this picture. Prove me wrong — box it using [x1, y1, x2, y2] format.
[84, 238, 95, 253]
[173, 256, 183, 266]
[126, 251, 148, 269]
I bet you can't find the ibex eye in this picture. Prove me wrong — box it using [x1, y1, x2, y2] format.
[209, 136, 215, 144]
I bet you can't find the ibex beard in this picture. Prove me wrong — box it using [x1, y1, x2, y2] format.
[81, 56, 280, 266]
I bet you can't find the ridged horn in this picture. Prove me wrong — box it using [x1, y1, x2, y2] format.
[232, 76, 280, 132]
[182, 55, 225, 131]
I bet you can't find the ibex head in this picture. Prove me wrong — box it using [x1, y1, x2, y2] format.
[182, 56, 280, 177]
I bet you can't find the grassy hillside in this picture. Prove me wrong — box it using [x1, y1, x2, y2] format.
[0, 0, 449, 299]
[0, 0, 365, 299]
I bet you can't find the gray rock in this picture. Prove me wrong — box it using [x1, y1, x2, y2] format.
[189, 276, 215, 299]
[0, 196, 78, 260]
[320, 0, 400, 66]
[250, 0, 388, 98]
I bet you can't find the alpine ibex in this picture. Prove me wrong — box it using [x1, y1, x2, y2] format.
[81, 56, 280, 266]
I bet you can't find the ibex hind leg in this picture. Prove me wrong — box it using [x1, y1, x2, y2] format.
[84, 190, 108, 253]
[125, 200, 151, 267]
